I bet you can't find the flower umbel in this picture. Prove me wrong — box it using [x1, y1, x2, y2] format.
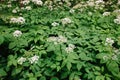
[13, 30, 22, 37]
[51, 22, 59, 27]
[61, 18, 72, 25]
[28, 55, 39, 64]
[47, 35, 67, 44]
[65, 44, 75, 53]
[105, 38, 114, 46]
[18, 57, 26, 65]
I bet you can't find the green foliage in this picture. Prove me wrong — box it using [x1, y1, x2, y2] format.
[0, 0, 120, 80]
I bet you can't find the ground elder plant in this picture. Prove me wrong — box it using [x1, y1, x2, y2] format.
[0, 0, 120, 80]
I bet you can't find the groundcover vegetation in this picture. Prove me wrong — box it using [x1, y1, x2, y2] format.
[0, 0, 120, 80]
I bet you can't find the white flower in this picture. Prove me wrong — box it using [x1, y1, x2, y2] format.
[105, 38, 114, 46]
[95, 0, 104, 4]
[87, 0, 95, 7]
[58, 35, 67, 43]
[28, 55, 39, 64]
[68, 44, 75, 49]
[21, 7, 25, 10]
[88, 12, 92, 16]
[12, 9, 17, 13]
[17, 17, 25, 24]
[32, 0, 43, 6]
[112, 55, 118, 60]
[7, 4, 12, 8]
[12, 7, 20, 13]
[103, 12, 110, 16]
[10, 17, 25, 24]
[13, 30, 22, 37]
[116, 15, 120, 19]
[20, 0, 30, 5]
[65, 44, 75, 53]
[18, 57, 26, 65]
[61, 18, 72, 25]
[69, 9, 75, 14]
[10, 18, 17, 23]
[47, 35, 67, 44]
[114, 19, 120, 24]
[117, 0, 120, 5]
[47, 36, 58, 42]
[51, 22, 59, 27]
[25, 6, 32, 10]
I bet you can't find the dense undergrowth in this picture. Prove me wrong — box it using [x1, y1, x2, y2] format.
[0, 0, 120, 80]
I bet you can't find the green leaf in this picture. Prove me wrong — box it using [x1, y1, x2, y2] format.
[74, 75, 80, 80]
[61, 71, 69, 79]
[66, 62, 72, 71]
[29, 77, 37, 80]
[68, 53, 79, 60]
[76, 62, 83, 71]
[9, 42, 16, 49]
[0, 69, 7, 77]
[96, 53, 108, 59]
[95, 76, 105, 80]
[79, 53, 92, 61]
[47, 43, 55, 52]
[0, 35, 4, 45]
[50, 77, 59, 80]
[69, 72, 75, 80]
[40, 76, 46, 80]
[106, 77, 111, 80]
[12, 67, 22, 76]
[106, 61, 119, 75]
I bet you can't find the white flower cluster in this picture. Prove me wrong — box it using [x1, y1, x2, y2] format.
[28, 55, 39, 64]
[25, 6, 32, 10]
[10, 17, 25, 24]
[12, 7, 19, 13]
[31, 0, 43, 6]
[103, 54, 118, 61]
[48, 35, 67, 44]
[17, 55, 39, 65]
[114, 15, 120, 24]
[87, 0, 105, 10]
[95, 0, 104, 4]
[103, 12, 110, 16]
[69, 9, 75, 14]
[105, 38, 114, 46]
[13, 30, 22, 37]
[51, 22, 59, 27]
[18, 57, 26, 65]
[87, 0, 95, 7]
[61, 18, 72, 25]
[65, 44, 75, 53]
[117, 0, 120, 5]
[112, 54, 118, 60]
[20, 0, 30, 5]
[7, 4, 12, 8]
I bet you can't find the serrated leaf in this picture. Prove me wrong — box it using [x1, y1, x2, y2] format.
[69, 73, 75, 80]
[76, 62, 82, 71]
[66, 62, 72, 71]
